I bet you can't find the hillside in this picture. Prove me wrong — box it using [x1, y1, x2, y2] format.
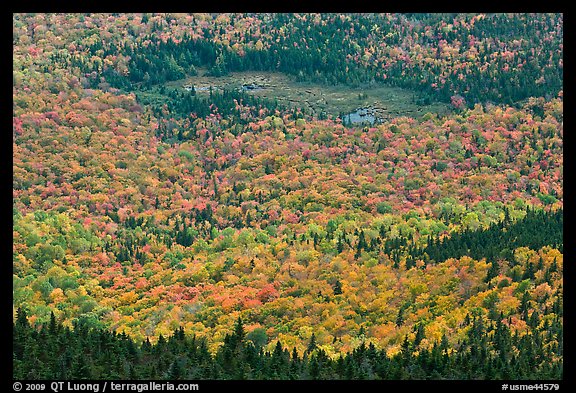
[13, 13, 562, 379]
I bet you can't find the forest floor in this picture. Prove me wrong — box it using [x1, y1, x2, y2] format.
[165, 69, 453, 121]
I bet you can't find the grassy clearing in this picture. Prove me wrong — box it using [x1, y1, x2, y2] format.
[165, 69, 453, 121]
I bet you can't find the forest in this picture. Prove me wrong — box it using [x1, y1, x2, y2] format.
[13, 13, 562, 380]
[14, 308, 561, 379]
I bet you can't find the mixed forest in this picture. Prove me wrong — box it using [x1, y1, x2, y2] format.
[13, 13, 562, 380]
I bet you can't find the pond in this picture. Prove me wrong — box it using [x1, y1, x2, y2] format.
[344, 108, 377, 125]
[241, 83, 264, 92]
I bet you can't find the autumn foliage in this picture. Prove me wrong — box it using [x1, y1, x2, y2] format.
[13, 13, 562, 379]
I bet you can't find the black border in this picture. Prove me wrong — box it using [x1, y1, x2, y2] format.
[9, 5, 570, 390]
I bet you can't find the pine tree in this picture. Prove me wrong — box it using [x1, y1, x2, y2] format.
[337, 235, 344, 253]
[306, 333, 317, 354]
[486, 260, 500, 283]
[414, 324, 425, 347]
[333, 280, 343, 295]
[523, 261, 536, 280]
[16, 307, 28, 328]
[169, 358, 184, 380]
